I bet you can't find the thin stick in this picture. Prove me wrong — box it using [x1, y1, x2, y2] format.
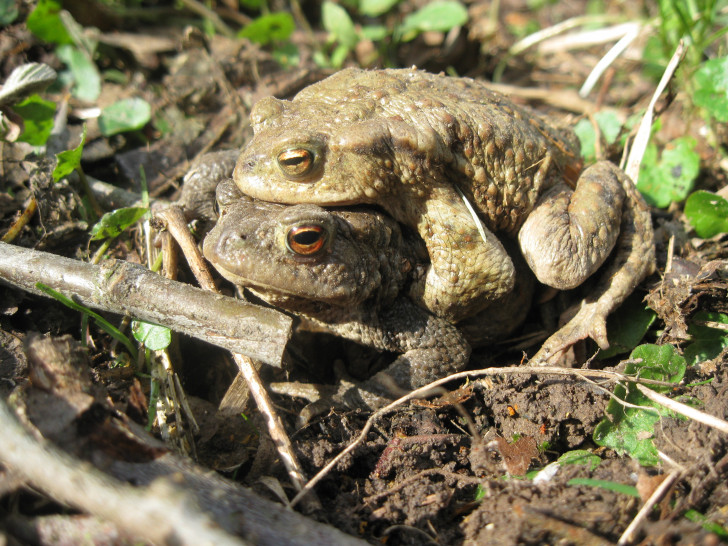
[234, 354, 308, 493]
[0, 241, 291, 365]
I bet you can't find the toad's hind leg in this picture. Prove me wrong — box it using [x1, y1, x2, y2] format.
[407, 186, 516, 323]
[518, 161, 628, 290]
[528, 163, 655, 362]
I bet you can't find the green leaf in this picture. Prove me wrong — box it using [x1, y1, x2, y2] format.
[53, 125, 86, 182]
[55, 45, 101, 102]
[399, 1, 468, 41]
[13, 94, 56, 146]
[474, 483, 486, 501]
[90, 207, 148, 240]
[557, 450, 601, 471]
[322, 2, 358, 49]
[360, 0, 401, 17]
[567, 478, 639, 497]
[684, 190, 728, 238]
[132, 320, 172, 351]
[683, 311, 728, 366]
[626, 344, 686, 389]
[684, 509, 728, 538]
[238, 12, 295, 45]
[692, 56, 728, 122]
[329, 43, 351, 69]
[598, 293, 656, 359]
[593, 344, 686, 466]
[26, 0, 73, 45]
[360, 24, 388, 41]
[595, 110, 623, 144]
[35, 282, 136, 355]
[636, 137, 700, 208]
[98, 98, 151, 136]
[573, 119, 597, 162]
[0, 0, 18, 25]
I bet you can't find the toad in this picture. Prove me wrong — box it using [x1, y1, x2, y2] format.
[232, 68, 654, 362]
[203, 179, 533, 407]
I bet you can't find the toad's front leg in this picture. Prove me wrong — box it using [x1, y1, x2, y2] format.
[325, 297, 472, 409]
[519, 161, 655, 361]
[404, 186, 516, 323]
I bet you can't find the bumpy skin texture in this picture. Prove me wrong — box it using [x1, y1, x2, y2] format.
[232, 67, 655, 358]
[203, 181, 532, 406]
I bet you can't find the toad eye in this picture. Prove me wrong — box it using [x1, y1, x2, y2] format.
[286, 225, 327, 255]
[277, 148, 315, 179]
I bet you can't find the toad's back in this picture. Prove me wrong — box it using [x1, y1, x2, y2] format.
[267, 68, 582, 233]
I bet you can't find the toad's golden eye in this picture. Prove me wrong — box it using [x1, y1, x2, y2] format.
[277, 148, 315, 178]
[286, 225, 326, 255]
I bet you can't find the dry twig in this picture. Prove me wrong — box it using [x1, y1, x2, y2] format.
[0, 398, 245, 546]
[0, 241, 292, 365]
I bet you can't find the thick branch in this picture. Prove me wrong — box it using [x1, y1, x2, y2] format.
[0, 242, 292, 366]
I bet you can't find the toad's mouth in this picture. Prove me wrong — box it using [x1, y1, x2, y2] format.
[208, 262, 292, 296]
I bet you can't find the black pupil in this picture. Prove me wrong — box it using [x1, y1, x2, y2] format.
[292, 229, 321, 246]
[283, 154, 307, 166]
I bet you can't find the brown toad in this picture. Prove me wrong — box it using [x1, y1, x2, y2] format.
[232, 68, 654, 361]
[203, 180, 533, 407]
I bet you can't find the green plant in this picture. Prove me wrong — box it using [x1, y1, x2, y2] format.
[316, 0, 468, 68]
[593, 344, 686, 466]
[35, 282, 137, 356]
[683, 311, 728, 366]
[684, 190, 728, 238]
[636, 136, 700, 208]
[237, 10, 298, 67]
[0, 63, 57, 145]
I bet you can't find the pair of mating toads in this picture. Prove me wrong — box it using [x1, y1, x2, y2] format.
[188, 68, 654, 408]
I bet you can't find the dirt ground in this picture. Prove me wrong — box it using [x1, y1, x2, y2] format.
[1, 1, 727, 544]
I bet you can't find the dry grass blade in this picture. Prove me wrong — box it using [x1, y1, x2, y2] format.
[624, 40, 686, 181]
[579, 23, 643, 97]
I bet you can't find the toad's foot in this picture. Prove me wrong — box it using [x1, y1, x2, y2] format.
[530, 300, 609, 364]
[531, 165, 654, 365]
[273, 298, 473, 415]
[179, 149, 239, 223]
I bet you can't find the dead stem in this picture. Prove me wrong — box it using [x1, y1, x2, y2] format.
[155, 205, 315, 506]
[1, 196, 37, 243]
